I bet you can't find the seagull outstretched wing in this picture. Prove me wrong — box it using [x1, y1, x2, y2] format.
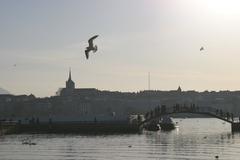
[85, 50, 89, 59]
[88, 35, 99, 47]
[84, 35, 99, 60]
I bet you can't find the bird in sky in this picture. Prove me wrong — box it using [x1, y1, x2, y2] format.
[85, 35, 99, 59]
[200, 46, 204, 51]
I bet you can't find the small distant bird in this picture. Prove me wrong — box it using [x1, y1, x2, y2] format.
[215, 155, 219, 159]
[13, 64, 16, 67]
[85, 35, 99, 59]
[200, 46, 204, 51]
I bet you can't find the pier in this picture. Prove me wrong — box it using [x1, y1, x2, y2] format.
[2, 104, 240, 134]
[0, 121, 17, 135]
[13, 122, 140, 134]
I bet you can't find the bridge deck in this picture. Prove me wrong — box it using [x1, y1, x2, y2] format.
[140, 109, 235, 127]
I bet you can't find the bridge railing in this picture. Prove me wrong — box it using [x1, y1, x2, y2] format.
[144, 105, 236, 124]
[199, 106, 215, 113]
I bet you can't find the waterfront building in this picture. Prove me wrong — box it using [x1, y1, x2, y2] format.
[1, 70, 240, 125]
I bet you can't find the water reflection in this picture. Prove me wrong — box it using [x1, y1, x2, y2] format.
[144, 118, 240, 160]
[1, 118, 240, 160]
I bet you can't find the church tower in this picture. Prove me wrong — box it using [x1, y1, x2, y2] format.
[66, 68, 75, 90]
[177, 86, 182, 92]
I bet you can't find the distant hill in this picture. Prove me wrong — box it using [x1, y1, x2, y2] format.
[0, 87, 10, 95]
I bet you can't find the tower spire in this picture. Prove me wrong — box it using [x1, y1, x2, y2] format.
[69, 67, 71, 80]
[66, 68, 75, 90]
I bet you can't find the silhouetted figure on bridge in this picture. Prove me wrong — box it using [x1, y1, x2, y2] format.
[156, 105, 161, 116]
[196, 106, 199, 112]
[216, 109, 219, 115]
[226, 112, 230, 121]
[190, 104, 196, 112]
[176, 104, 180, 112]
[145, 112, 149, 120]
[150, 110, 154, 118]
[173, 104, 176, 112]
[154, 106, 159, 116]
[231, 113, 234, 122]
[137, 114, 142, 123]
[220, 110, 223, 117]
[183, 104, 187, 112]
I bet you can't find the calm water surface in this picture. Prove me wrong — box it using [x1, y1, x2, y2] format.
[1, 118, 240, 160]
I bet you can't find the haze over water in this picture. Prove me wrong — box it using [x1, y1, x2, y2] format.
[1, 118, 240, 160]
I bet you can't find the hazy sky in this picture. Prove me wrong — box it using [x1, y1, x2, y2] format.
[1, 0, 240, 97]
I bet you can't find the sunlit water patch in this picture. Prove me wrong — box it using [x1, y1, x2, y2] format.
[0, 118, 240, 160]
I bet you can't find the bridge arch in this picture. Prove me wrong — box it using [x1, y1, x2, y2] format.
[139, 105, 240, 132]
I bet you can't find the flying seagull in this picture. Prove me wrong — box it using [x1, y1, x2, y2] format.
[85, 35, 99, 59]
[200, 46, 204, 51]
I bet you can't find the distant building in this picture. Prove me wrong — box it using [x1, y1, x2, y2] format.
[0, 94, 35, 103]
[66, 69, 75, 90]
[177, 86, 182, 92]
[59, 69, 75, 96]
[59, 69, 98, 97]
[2, 69, 240, 124]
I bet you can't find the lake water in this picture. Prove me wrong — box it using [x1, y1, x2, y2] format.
[1, 118, 240, 160]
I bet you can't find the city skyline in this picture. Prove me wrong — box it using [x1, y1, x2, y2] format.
[1, 0, 240, 97]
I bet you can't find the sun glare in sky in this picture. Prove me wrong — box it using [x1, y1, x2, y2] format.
[205, 0, 240, 15]
[1, 0, 240, 97]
